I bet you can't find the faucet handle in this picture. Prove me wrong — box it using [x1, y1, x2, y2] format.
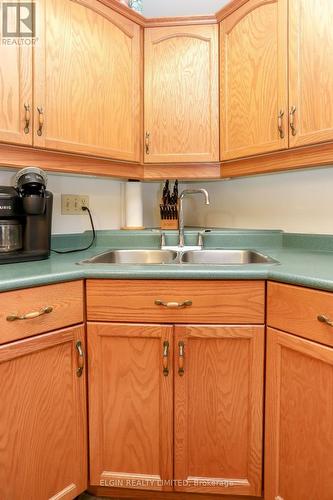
[197, 231, 205, 248]
[160, 232, 166, 248]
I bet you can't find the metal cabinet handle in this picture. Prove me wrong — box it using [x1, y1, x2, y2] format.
[163, 340, 169, 376]
[6, 306, 53, 322]
[37, 106, 44, 136]
[178, 341, 185, 376]
[278, 109, 284, 139]
[317, 314, 333, 327]
[155, 299, 192, 309]
[145, 132, 150, 154]
[290, 105, 297, 136]
[275, 496, 284, 500]
[24, 103, 31, 134]
[76, 340, 85, 377]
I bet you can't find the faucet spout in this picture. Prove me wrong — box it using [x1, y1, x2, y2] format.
[178, 189, 210, 248]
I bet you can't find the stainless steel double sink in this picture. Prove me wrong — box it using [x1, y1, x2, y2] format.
[79, 249, 278, 265]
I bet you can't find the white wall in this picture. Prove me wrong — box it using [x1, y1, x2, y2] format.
[2, 166, 333, 235]
[142, 0, 229, 17]
[0, 169, 124, 234]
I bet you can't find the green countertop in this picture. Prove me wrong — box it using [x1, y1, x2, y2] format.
[0, 229, 333, 292]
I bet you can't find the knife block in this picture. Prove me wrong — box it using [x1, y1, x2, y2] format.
[160, 202, 179, 230]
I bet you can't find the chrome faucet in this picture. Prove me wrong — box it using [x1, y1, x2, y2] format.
[178, 189, 210, 247]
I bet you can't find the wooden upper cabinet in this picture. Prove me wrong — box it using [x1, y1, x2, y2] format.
[174, 325, 264, 496]
[144, 25, 219, 163]
[0, 38, 32, 145]
[88, 322, 173, 491]
[265, 328, 333, 500]
[220, 0, 288, 160]
[289, 0, 333, 148]
[0, 325, 87, 500]
[34, 0, 141, 161]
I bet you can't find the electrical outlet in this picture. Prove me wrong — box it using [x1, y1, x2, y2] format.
[61, 194, 89, 215]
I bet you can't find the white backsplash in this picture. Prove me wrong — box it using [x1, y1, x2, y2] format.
[1, 166, 333, 235]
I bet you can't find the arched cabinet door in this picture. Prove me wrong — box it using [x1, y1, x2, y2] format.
[220, 0, 288, 160]
[34, 0, 141, 162]
[144, 25, 219, 163]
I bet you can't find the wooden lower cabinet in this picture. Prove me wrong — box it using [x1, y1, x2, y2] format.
[174, 325, 264, 496]
[88, 323, 174, 491]
[0, 324, 87, 500]
[265, 328, 333, 500]
[88, 322, 264, 497]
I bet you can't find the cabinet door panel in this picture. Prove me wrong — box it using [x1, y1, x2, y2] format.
[220, 0, 288, 160]
[0, 325, 87, 500]
[174, 325, 264, 496]
[0, 0, 32, 146]
[265, 328, 333, 500]
[289, 0, 333, 147]
[34, 0, 141, 161]
[88, 323, 173, 491]
[144, 25, 219, 163]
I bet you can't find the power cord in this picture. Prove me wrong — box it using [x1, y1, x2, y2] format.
[51, 206, 96, 254]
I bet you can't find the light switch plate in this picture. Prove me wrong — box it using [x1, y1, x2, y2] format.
[61, 194, 89, 215]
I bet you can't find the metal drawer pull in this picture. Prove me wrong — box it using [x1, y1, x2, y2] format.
[24, 103, 31, 134]
[290, 105, 297, 136]
[76, 340, 85, 377]
[178, 341, 185, 376]
[275, 496, 284, 500]
[163, 340, 169, 376]
[145, 132, 150, 154]
[317, 314, 333, 327]
[37, 106, 44, 136]
[278, 109, 284, 139]
[6, 306, 53, 322]
[155, 299, 192, 309]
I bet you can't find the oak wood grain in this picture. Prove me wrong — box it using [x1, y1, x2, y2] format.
[174, 325, 264, 496]
[0, 281, 84, 344]
[265, 328, 333, 500]
[0, 324, 87, 500]
[86, 280, 265, 324]
[88, 322, 173, 490]
[143, 162, 221, 180]
[0, 4, 32, 147]
[289, 0, 333, 148]
[221, 140, 333, 178]
[0, 143, 143, 178]
[220, 0, 288, 160]
[144, 25, 219, 163]
[34, 0, 141, 161]
[267, 281, 333, 347]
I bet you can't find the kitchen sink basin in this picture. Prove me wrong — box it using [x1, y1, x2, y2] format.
[180, 249, 278, 265]
[79, 249, 178, 265]
[79, 248, 278, 265]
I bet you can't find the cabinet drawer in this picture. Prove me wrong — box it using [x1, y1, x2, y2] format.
[0, 281, 84, 344]
[86, 280, 265, 324]
[268, 282, 333, 347]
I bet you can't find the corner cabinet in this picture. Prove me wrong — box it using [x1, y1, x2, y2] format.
[220, 0, 288, 160]
[33, 0, 141, 161]
[144, 25, 219, 163]
[0, 325, 87, 500]
[266, 282, 333, 500]
[0, 42, 32, 146]
[265, 328, 333, 500]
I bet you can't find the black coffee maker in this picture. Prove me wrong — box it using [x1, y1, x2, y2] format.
[0, 167, 53, 264]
